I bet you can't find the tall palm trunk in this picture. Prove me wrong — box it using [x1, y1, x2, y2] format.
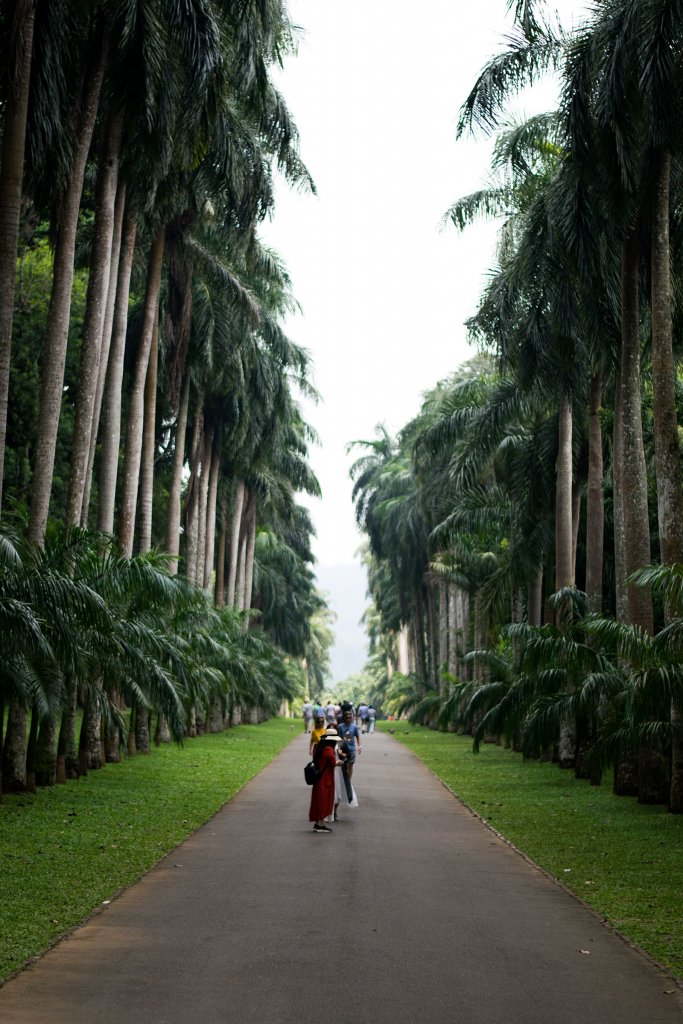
[166, 371, 190, 573]
[527, 565, 543, 627]
[412, 588, 427, 683]
[214, 505, 227, 607]
[0, 1, 36, 514]
[29, 38, 107, 546]
[81, 180, 126, 525]
[438, 580, 448, 694]
[242, 491, 257, 630]
[138, 318, 158, 553]
[195, 427, 213, 589]
[585, 371, 604, 612]
[204, 437, 221, 590]
[97, 214, 137, 533]
[119, 229, 165, 557]
[555, 394, 574, 592]
[65, 111, 123, 527]
[650, 149, 683, 814]
[227, 480, 246, 607]
[612, 376, 628, 624]
[619, 231, 653, 633]
[236, 496, 249, 610]
[184, 405, 203, 583]
[447, 584, 459, 679]
[1, 696, 27, 792]
[426, 583, 438, 688]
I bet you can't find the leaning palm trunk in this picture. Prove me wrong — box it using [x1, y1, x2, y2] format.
[166, 371, 191, 573]
[227, 480, 246, 607]
[97, 214, 137, 533]
[28, 42, 107, 546]
[65, 111, 123, 527]
[0, 1, 36, 514]
[138, 318, 159, 553]
[118, 229, 165, 556]
[650, 149, 683, 814]
[81, 179, 127, 525]
[585, 371, 604, 612]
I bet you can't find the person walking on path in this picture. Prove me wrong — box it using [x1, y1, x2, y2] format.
[367, 705, 376, 733]
[308, 727, 343, 833]
[338, 708, 362, 781]
[309, 714, 327, 757]
[302, 701, 314, 733]
[357, 702, 369, 732]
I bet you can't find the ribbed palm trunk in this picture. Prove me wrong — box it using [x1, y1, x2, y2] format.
[204, 438, 221, 590]
[138, 318, 158, 553]
[585, 371, 604, 613]
[97, 214, 137, 533]
[119, 229, 165, 557]
[28, 41, 107, 546]
[65, 111, 123, 527]
[650, 149, 683, 814]
[81, 180, 126, 525]
[227, 480, 246, 607]
[0, 2, 36, 514]
[166, 371, 190, 574]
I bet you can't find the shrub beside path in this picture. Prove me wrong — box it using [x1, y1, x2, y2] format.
[0, 731, 681, 1023]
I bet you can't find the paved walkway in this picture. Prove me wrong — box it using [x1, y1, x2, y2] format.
[1, 731, 681, 1023]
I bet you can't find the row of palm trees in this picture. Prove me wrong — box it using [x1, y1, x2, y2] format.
[351, 0, 683, 813]
[0, 1, 332, 795]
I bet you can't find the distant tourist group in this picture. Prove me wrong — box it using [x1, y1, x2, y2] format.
[301, 700, 376, 833]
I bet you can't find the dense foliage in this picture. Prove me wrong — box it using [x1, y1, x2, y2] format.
[352, 0, 683, 814]
[0, 0, 333, 798]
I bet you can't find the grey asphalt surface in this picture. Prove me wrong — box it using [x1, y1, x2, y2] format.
[1, 730, 681, 1023]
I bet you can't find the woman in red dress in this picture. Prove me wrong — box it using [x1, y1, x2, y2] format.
[309, 728, 342, 833]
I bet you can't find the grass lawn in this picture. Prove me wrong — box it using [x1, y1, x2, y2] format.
[0, 718, 297, 983]
[378, 721, 683, 981]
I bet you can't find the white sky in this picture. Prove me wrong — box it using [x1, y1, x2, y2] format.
[262, 0, 588, 676]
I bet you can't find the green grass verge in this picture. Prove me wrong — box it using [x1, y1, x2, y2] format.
[378, 721, 683, 980]
[0, 718, 297, 982]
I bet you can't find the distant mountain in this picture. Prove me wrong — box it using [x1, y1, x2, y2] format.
[315, 562, 368, 682]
